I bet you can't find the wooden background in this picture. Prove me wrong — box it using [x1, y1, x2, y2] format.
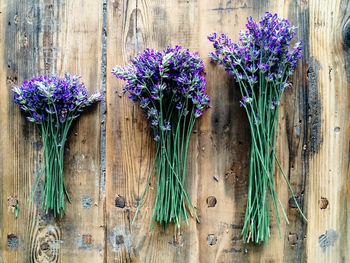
[0, 0, 349, 262]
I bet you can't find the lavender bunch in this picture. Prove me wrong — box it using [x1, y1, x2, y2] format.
[208, 12, 306, 243]
[112, 46, 210, 235]
[13, 73, 101, 217]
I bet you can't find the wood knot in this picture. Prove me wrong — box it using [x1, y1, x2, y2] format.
[33, 225, 60, 262]
[40, 242, 50, 251]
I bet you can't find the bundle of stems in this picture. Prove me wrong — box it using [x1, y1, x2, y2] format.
[34, 108, 74, 216]
[208, 12, 307, 243]
[13, 73, 101, 217]
[237, 72, 307, 243]
[145, 102, 198, 235]
[112, 46, 210, 235]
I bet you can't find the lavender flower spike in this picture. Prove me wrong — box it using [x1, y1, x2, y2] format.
[112, 46, 210, 236]
[13, 73, 101, 217]
[209, 12, 306, 244]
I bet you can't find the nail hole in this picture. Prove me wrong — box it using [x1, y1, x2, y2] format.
[115, 235, 124, 245]
[319, 197, 329, 209]
[319, 229, 339, 253]
[288, 233, 297, 245]
[207, 234, 217, 246]
[81, 195, 92, 209]
[115, 195, 125, 208]
[7, 234, 18, 250]
[206, 196, 217, 207]
[83, 234, 92, 245]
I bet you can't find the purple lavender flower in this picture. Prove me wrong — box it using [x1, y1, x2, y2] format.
[151, 119, 159, 127]
[208, 12, 302, 93]
[112, 46, 210, 133]
[194, 109, 203, 118]
[208, 13, 305, 244]
[112, 46, 210, 234]
[154, 134, 160, 141]
[140, 97, 150, 108]
[12, 73, 101, 217]
[13, 73, 101, 123]
[161, 121, 171, 131]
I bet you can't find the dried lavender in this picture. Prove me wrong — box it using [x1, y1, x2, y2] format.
[112, 46, 210, 235]
[208, 12, 306, 243]
[13, 73, 101, 217]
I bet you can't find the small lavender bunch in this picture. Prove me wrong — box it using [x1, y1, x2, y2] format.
[13, 73, 101, 217]
[112, 46, 210, 235]
[208, 12, 306, 243]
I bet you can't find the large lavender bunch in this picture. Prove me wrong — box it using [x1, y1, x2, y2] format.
[209, 12, 306, 243]
[112, 46, 210, 235]
[13, 73, 101, 217]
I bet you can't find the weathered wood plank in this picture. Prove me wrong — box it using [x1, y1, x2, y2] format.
[55, 1, 104, 262]
[0, 1, 104, 262]
[106, 0, 202, 262]
[306, 0, 350, 262]
[1, 1, 46, 262]
[196, 1, 308, 262]
[105, 1, 141, 262]
[195, 2, 255, 262]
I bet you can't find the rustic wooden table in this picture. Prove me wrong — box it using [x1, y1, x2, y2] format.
[0, 0, 349, 262]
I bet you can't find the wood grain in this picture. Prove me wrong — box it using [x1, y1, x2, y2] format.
[306, 0, 350, 262]
[105, 0, 140, 261]
[106, 0, 203, 262]
[1, 1, 46, 262]
[0, 0, 104, 262]
[105, 0, 313, 262]
[1, 0, 349, 262]
[55, 1, 104, 262]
